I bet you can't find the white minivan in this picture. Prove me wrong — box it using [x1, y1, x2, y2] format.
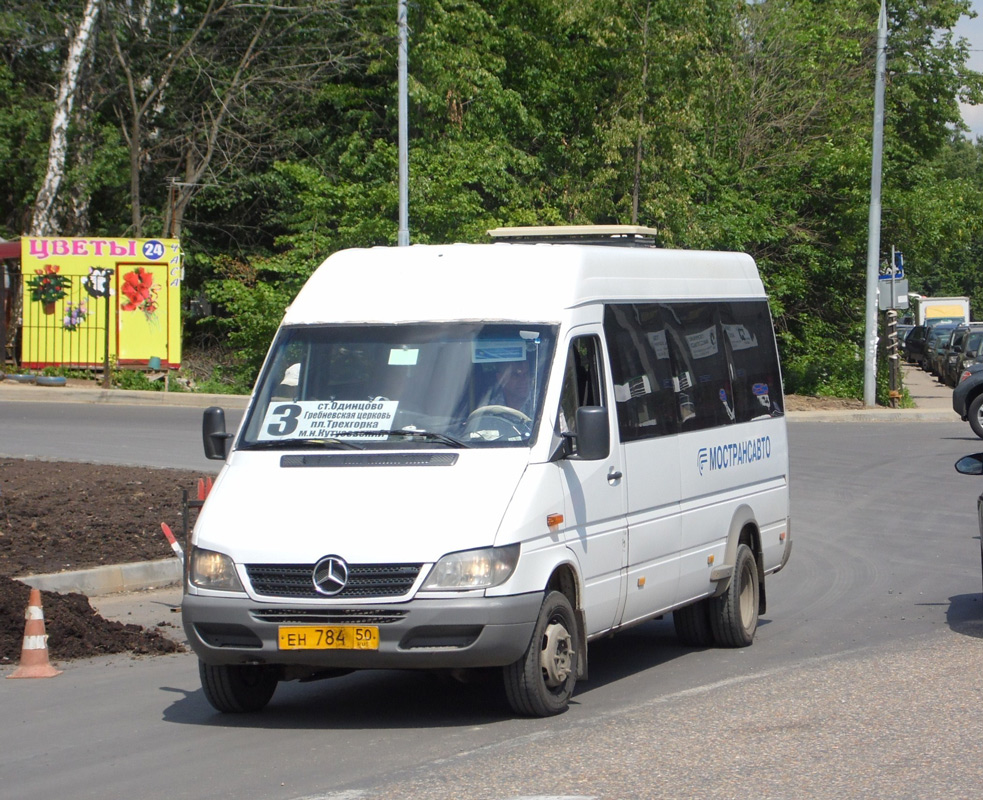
[184, 226, 791, 716]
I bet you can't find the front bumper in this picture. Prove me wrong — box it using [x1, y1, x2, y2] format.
[182, 591, 541, 670]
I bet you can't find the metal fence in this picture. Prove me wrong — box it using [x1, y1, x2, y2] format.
[4, 267, 113, 372]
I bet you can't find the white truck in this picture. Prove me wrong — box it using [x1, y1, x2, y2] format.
[910, 295, 970, 326]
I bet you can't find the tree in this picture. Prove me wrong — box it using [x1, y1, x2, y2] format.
[104, 0, 366, 237]
[29, 0, 101, 236]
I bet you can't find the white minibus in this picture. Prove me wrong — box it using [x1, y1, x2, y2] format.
[184, 225, 791, 716]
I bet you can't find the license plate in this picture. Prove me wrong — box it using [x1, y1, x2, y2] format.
[278, 625, 379, 650]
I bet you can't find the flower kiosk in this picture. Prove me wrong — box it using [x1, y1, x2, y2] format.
[18, 237, 183, 372]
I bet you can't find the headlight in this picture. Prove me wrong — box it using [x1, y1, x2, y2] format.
[422, 544, 520, 591]
[190, 547, 245, 592]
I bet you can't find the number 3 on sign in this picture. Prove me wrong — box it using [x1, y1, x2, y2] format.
[266, 403, 301, 437]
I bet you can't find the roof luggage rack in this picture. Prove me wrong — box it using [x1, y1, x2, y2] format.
[487, 225, 659, 247]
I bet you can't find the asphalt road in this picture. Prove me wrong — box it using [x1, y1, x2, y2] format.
[2, 394, 983, 798]
[0, 396, 244, 470]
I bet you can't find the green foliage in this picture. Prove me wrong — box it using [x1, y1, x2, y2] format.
[112, 368, 162, 392]
[4, 0, 983, 402]
[780, 319, 866, 398]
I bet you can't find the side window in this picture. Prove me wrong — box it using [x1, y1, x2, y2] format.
[557, 335, 604, 450]
[719, 301, 784, 420]
[604, 304, 680, 442]
[605, 299, 783, 437]
[660, 303, 734, 431]
[968, 332, 983, 358]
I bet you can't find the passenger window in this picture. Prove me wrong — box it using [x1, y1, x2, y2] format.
[557, 336, 604, 450]
[660, 303, 734, 431]
[719, 301, 784, 420]
[605, 299, 783, 439]
[604, 304, 680, 442]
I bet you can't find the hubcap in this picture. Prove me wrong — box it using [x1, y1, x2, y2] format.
[540, 621, 573, 688]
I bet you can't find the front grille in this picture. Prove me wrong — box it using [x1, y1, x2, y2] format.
[251, 608, 408, 625]
[246, 563, 423, 599]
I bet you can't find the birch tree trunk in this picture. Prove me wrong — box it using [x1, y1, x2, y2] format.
[30, 0, 102, 236]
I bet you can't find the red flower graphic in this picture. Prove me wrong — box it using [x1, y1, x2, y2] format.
[27, 264, 70, 306]
[121, 267, 158, 317]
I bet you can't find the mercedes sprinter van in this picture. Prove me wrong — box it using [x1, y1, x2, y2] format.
[184, 225, 791, 716]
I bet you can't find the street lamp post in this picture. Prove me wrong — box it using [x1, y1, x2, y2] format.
[397, 0, 409, 247]
[863, 0, 888, 407]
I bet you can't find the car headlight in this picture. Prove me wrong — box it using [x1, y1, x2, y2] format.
[422, 544, 520, 591]
[190, 547, 245, 592]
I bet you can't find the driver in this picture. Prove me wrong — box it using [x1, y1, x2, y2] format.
[483, 359, 535, 418]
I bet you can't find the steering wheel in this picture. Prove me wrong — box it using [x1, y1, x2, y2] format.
[463, 404, 532, 441]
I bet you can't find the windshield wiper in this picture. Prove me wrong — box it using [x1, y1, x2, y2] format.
[325, 428, 470, 448]
[242, 438, 364, 451]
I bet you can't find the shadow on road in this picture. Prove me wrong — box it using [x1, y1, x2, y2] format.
[159, 614, 722, 730]
[946, 592, 983, 639]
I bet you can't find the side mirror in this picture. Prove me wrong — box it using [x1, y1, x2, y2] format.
[573, 406, 610, 461]
[203, 406, 233, 461]
[954, 453, 983, 476]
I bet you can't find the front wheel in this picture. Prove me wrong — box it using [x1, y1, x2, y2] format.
[968, 394, 983, 439]
[199, 661, 279, 713]
[710, 543, 759, 647]
[504, 591, 578, 717]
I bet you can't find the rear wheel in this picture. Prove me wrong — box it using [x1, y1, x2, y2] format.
[673, 599, 714, 646]
[710, 544, 759, 647]
[969, 394, 983, 439]
[504, 591, 578, 717]
[199, 661, 279, 713]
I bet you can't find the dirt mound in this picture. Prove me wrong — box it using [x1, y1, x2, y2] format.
[0, 458, 213, 662]
[0, 576, 182, 664]
[0, 458, 208, 575]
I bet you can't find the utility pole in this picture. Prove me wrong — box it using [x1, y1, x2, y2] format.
[863, 0, 887, 407]
[397, 0, 409, 247]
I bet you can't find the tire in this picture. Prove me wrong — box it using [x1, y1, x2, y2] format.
[710, 543, 759, 647]
[969, 394, 983, 439]
[673, 598, 714, 647]
[199, 661, 278, 713]
[503, 591, 578, 717]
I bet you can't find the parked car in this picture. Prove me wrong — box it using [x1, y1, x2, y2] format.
[896, 324, 914, 359]
[952, 453, 983, 593]
[933, 327, 959, 382]
[905, 324, 929, 366]
[943, 324, 983, 387]
[953, 362, 983, 438]
[924, 323, 959, 377]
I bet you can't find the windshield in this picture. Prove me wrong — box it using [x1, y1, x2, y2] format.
[927, 326, 956, 346]
[240, 323, 558, 449]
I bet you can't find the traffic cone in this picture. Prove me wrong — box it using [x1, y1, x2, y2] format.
[7, 587, 62, 679]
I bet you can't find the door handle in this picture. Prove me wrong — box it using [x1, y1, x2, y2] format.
[607, 468, 623, 482]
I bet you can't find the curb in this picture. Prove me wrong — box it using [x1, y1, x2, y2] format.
[0, 382, 250, 409]
[17, 558, 182, 597]
[785, 407, 960, 423]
